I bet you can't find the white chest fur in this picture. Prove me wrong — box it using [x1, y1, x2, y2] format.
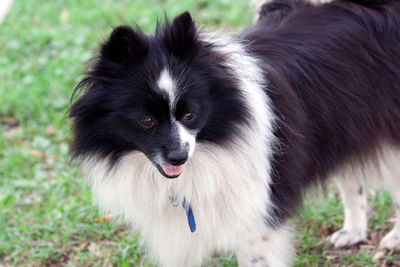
[83, 140, 271, 266]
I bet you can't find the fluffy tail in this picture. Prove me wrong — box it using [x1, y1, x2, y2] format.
[254, 0, 334, 25]
[255, 0, 398, 25]
[257, 0, 306, 25]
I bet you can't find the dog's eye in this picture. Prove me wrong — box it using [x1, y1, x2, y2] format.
[138, 116, 155, 128]
[183, 112, 194, 121]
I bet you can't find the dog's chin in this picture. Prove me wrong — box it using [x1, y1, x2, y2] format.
[156, 164, 184, 179]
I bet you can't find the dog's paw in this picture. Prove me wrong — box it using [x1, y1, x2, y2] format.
[379, 230, 400, 250]
[329, 229, 366, 248]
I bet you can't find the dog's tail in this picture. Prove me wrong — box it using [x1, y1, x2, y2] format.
[256, 0, 307, 26]
[254, 0, 335, 26]
[255, 0, 399, 26]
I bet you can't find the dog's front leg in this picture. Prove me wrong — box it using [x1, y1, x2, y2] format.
[235, 224, 294, 267]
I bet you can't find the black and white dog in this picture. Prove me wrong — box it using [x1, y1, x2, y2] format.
[69, 0, 400, 266]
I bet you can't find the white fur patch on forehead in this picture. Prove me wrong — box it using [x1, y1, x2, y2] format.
[157, 68, 176, 105]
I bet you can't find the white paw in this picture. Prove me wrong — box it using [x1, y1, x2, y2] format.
[329, 229, 366, 248]
[379, 230, 400, 250]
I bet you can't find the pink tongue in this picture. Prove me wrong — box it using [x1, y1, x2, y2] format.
[161, 165, 183, 176]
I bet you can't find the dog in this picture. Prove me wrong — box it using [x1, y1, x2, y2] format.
[69, 0, 400, 266]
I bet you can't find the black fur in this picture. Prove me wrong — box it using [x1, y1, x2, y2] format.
[244, 0, 400, 220]
[258, 0, 308, 26]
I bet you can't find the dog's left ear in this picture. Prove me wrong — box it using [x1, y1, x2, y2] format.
[162, 11, 198, 58]
[101, 26, 149, 65]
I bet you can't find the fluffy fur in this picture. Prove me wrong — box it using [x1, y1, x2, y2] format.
[70, 0, 400, 266]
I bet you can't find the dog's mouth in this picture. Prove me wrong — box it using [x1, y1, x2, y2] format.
[156, 164, 184, 179]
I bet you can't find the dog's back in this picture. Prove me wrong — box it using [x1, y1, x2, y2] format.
[243, 0, 400, 195]
[245, 0, 400, 250]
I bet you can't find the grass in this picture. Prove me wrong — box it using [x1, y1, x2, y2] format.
[0, 0, 399, 266]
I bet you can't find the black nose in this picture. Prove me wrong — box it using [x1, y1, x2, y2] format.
[167, 149, 188, 166]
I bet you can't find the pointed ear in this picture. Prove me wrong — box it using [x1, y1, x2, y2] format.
[163, 11, 198, 58]
[101, 26, 149, 64]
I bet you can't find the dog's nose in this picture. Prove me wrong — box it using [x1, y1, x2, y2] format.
[167, 149, 188, 166]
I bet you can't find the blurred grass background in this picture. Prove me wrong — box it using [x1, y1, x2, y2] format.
[0, 0, 399, 266]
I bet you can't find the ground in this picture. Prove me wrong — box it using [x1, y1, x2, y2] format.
[0, 0, 399, 266]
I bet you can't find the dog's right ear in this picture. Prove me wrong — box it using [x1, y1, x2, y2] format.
[101, 26, 149, 64]
[162, 11, 198, 58]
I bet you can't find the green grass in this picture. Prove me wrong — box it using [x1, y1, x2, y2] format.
[0, 0, 399, 266]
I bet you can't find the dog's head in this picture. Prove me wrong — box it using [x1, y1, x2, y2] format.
[69, 12, 249, 178]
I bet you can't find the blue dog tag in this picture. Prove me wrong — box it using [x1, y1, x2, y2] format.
[182, 198, 196, 232]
